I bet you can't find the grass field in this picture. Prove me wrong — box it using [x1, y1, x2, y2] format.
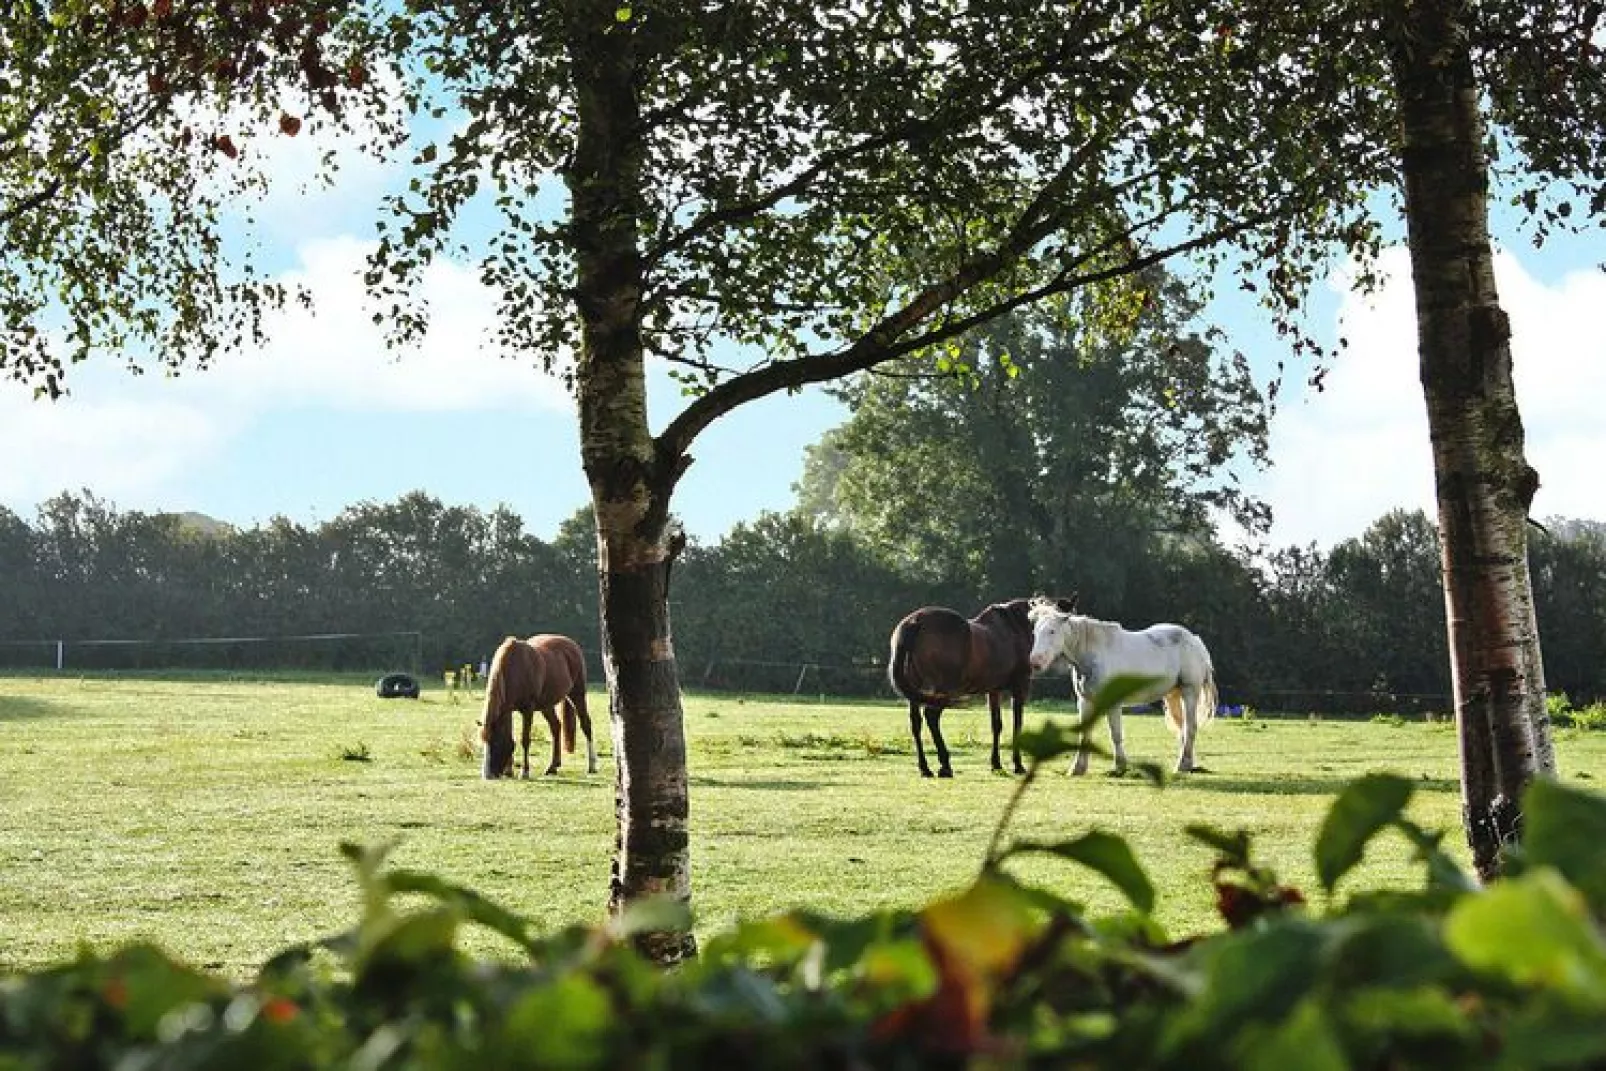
[3, 673, 1601, 980]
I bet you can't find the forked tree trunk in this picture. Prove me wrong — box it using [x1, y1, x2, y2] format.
[1387, 0, 1555, 881]
[566, 0, 696, 963]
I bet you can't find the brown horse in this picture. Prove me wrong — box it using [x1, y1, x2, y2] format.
[887, 597, 1046, 778]
[479, 634, 597, 779]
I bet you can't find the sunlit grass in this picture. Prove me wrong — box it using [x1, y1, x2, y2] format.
[2, 673, 1599, 980]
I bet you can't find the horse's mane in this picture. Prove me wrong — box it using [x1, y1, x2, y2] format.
[479, 636, 523, 742]
[1027, 598, 1124, 654]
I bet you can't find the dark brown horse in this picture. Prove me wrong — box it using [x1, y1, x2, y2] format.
[887, 598, 1043, 778]
[480, 634, 597, 779]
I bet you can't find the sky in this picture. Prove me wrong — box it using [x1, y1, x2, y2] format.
[3, 116, 1603, 551]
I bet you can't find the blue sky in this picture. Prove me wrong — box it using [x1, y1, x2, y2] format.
[3, 116, 1602, 549]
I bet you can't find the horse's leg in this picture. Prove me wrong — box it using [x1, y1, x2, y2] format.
[987, 691, 1004, 772]
[1070, 693, 1092, 776]
[1107, 702, 1128, 775]
[1176, 686, 1198, 773]
[1010, 684, 1026, 775]
[924, 705, 952, 778]
[909, 702, 933, 778]
[519, 711, 535, 780]
[542, 708, 563, 775]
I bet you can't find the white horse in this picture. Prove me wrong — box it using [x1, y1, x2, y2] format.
[1027, 597, 1217, 774]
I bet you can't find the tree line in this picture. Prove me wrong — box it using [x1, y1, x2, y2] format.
[3, 489, 1601, 712]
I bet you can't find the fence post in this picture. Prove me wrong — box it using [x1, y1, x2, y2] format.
[56, 640, 64, 671]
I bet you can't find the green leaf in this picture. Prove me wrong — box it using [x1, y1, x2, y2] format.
[1004, 830, 1155, 913]
[1340, 984, 1470, 1042]
[855, 937, 939, 998]
[1014, 720, 1089, 762]
[700, 914, 818, 967]
[1315, 773, 1414, 893]
[614, 5, 632, 21]
[1088, 674, 1165, 720]
[1389, 817, 1476, 894]
[610, 894, 693, 941]
[500, 973, 615, 1069]
[1522, 777, 1606, 912]
[1239, 998, 1348, 1071]
[1185, 824, 1254, 869]
[1502, 1006, 1606, 1068]
[1444, 868, 1606, 1005]
[385, 868, 539, 954]
[1171, 921, 1326, 1045]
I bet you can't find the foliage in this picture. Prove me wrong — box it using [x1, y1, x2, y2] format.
[1548, 696, 1606, 733]
[792, 294, 1270, 598]
[0, 0, 398, 397]
[5, 493, 1606, 709]
[6, 681, 1606, 1067]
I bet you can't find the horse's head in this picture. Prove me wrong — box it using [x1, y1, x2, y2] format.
[1027, 597, 1081, 672]
[481, 710, 516, 779]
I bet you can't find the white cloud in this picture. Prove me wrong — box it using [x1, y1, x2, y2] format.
[205, 235, 572, 411]
[1257, 246, 1606, 548]
[1, 235, 571, 514]
[1, 394, 223, 506]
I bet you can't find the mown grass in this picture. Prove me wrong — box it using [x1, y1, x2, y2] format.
[2, 673, 1600, 980]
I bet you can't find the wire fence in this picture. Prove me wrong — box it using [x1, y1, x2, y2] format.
[0, 638, 1454, 718]
[682, 656, 1454, 718]
[0, 632, 424, 675]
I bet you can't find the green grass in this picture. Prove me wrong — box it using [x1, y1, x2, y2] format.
[2, 674, 1600, 980]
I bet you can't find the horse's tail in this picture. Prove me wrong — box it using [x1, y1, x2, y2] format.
[563, 692, 580, 754]
[1162, 690, 1185, 735]
[562, 639, 587, 754]
[479, 636, 518, 742]
[1201, 662, 1219, 728]
[888, 618, 935, 705]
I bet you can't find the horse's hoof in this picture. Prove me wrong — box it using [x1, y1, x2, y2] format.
[1067, 765, 1088, 777]
[544, 768, 559, 777]
[938, 767, 953, 779]
[920, 768, 934, 779]
[520, 771, 531, 780]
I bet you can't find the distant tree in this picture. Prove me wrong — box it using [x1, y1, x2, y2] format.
[1324, 510, 1449, 703]
[793, 284, 1269, 605]
[1530, 520, 1606, 705]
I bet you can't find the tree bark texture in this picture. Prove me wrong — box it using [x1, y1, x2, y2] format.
[1387, 0, 1554, 881]
[565, 0, 696, 964]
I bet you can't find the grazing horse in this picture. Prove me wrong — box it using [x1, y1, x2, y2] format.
[480, 634, 597, 779]
[1027, 597, 1217, 775]
[887, 598, 1036, 777]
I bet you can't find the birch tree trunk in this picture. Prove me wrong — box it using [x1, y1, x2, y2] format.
[1387, 0, 1556, 881]
[566, 1, 695, 964]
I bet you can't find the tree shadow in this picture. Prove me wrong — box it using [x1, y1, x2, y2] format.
[0, 695, 72, 722]
[690, 776, 828, 791]
[1175, 774, 1460, 797]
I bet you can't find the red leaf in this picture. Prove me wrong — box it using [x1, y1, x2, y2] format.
[278, 113, 302, 136]
[213, 134, 239, 159]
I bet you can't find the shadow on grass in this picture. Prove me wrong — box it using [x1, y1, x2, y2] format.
[1175, 774, 1459, 797]
[0, 695, 74, 722]
[690, 776, 828, 791]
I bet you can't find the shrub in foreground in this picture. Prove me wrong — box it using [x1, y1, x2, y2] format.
[5, 681, 1606, 1069]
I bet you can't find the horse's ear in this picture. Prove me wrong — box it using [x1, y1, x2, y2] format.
[1056, 592, 1079, 613]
